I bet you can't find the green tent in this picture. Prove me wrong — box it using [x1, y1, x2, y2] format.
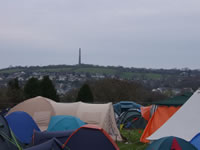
[152, 93, 193, 106]
[146, 136, 197, 150]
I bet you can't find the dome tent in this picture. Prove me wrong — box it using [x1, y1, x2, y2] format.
[63, 124, 119, 150]
[25, 138, 63, 150]
[7, 96, 56, 131]
[47, 115, 85, 132]
[117, 108, 147, 129]
[146, 136, 197, 150]
[6, 111, 40, 144]
[113, 101, 142, 116]
[0, 115, 21, 150]
[32, 130, 74, 146]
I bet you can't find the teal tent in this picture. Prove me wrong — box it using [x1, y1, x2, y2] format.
[146, 136, 197, 150]
[47, 115, 85, 132]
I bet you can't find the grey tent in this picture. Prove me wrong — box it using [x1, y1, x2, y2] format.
[0, 115, 22, 150]
[113, 101, 142, 116]
[117, 108, 147, 129]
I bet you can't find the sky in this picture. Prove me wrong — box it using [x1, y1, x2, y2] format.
[0, 0, 200, 69]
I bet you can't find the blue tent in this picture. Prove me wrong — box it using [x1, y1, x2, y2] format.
[6, 111, 40, 144]
[32, 130, 74, 146]
[113, 101, 142, 116]
[25, 138, 63, 150]
[63, 124, 119, 150]
[190, 133, 200, 150]
[47, 115, 85, 132]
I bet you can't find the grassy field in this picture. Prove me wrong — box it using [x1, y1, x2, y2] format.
[117, 129, 148, 150]
[74, 67, 117, 75]
[37, 67, 73, 72]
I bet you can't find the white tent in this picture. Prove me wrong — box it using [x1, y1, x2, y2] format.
[147, 89, 200, 141]
[53, 102, 122, 141]
[8, 97, 122, 141]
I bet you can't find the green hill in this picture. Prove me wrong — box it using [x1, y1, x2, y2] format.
[0, 64, 164, 80]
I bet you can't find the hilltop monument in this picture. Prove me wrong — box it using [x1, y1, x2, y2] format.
[79, 48, 81, 65]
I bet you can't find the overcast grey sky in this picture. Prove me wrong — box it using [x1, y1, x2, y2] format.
[0, 0, 200, 69]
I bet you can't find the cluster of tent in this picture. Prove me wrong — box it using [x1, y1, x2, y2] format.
[140, 93, 193, 143]
[113, 90, 200, 150]
[2, 88, 200, 150]
[0, 96, 121, 150]
[113, 101, 147, 130]
[138, 90, 200, 150]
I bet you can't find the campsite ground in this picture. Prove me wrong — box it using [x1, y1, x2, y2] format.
[117, 129, 148, 150]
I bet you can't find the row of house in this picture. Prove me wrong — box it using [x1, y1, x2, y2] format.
[0, 71, 107, 94]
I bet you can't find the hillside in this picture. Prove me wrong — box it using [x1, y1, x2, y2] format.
[0, 64, 199, 95]
[0, 64, 193, 79]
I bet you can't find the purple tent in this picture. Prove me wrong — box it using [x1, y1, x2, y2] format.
[25, 138, 62, 150]
[32, 130, 74, 146]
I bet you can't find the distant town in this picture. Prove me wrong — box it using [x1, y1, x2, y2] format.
[0, 64, 199, 97]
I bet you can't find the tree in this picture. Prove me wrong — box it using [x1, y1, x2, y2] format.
[40, 76, 59, 102]
[0, 87, 10, 109]
[24, 77, 40, 99]
[6, 78, 23, 103]
[60, 89, 78, 102]
[76, 83, 94, 103]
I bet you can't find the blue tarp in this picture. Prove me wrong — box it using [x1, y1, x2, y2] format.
[190, 133, 200, 150]
[47, 115, 85, 132]
[6, 111, 40, 144]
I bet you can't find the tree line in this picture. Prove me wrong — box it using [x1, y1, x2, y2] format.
[61, 78, 167, 105]
[0, 75, 95, 109]
[0, 77, 167, 109]
[0, 76, 59, 109]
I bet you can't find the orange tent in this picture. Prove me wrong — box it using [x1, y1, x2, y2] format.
[140, 106, 180, 143]
[141, 105, 152, 122]
[140, 93, 192, 143]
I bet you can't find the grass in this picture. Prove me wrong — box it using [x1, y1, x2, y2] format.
[74, 67, 117, 75]
[131, 72, 162, 80]
[37, 67, 72, 72]
[145, 73, 162, 80]
[0, 68, 25, 73]
[117, 129, 148, 150]
[120, 72, 134, 80]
